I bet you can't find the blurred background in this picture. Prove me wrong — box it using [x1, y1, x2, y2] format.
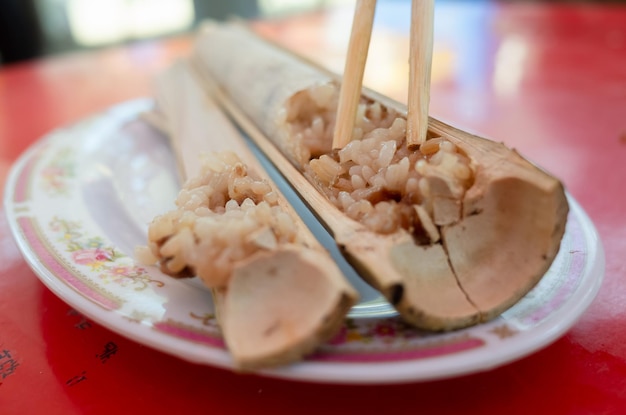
[4, 0, 625, 66]
[0, 0, 360, 65]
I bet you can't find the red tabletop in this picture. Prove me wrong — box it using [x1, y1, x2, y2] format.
[2, 3, 626, 414]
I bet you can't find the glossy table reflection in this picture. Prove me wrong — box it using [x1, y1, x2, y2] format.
[2, 2, 626, 413]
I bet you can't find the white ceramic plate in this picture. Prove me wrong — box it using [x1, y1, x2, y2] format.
[4, 100, 605, 384]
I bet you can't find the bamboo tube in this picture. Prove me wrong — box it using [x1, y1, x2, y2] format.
[190, 22, 569, 331]
[147, 61, 357, 370]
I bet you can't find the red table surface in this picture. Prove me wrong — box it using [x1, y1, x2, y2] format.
[2, 2, 626, 414]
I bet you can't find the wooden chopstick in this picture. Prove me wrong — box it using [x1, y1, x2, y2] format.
[333, 0, 435, 150]
[331, 0, 377, 150]
[406, 0, 435, 149]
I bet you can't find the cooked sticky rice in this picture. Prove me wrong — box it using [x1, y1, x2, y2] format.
[279, 83, 476, 238]
[144, 151, 299, 288]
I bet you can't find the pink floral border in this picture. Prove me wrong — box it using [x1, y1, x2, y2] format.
[17, 217, 123, 310]
[48, 217, 163, 292]
[312, 336, 485, 363]
[12, 147, 41, 204]
[40, 147, 75, 196]
[152, 316, 485, 363]
[153, 320, 226, 349]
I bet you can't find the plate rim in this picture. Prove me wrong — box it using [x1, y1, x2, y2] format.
[3, 99, 605, 384]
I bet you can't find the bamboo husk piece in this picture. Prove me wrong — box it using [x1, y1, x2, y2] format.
[190, 22, 568, 331]
[146, 61, 357, 370]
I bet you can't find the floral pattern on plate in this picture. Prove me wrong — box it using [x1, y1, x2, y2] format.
[40, 147, 75, 196]
[50, 216, 162, 291]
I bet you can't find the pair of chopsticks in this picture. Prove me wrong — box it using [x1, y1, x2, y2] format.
[331, 0, 434, 150]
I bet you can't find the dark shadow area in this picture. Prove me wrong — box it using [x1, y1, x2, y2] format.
[0, 0, 262, 66]
[2, 0, 625, 65]
[0, 0, 43, 64]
